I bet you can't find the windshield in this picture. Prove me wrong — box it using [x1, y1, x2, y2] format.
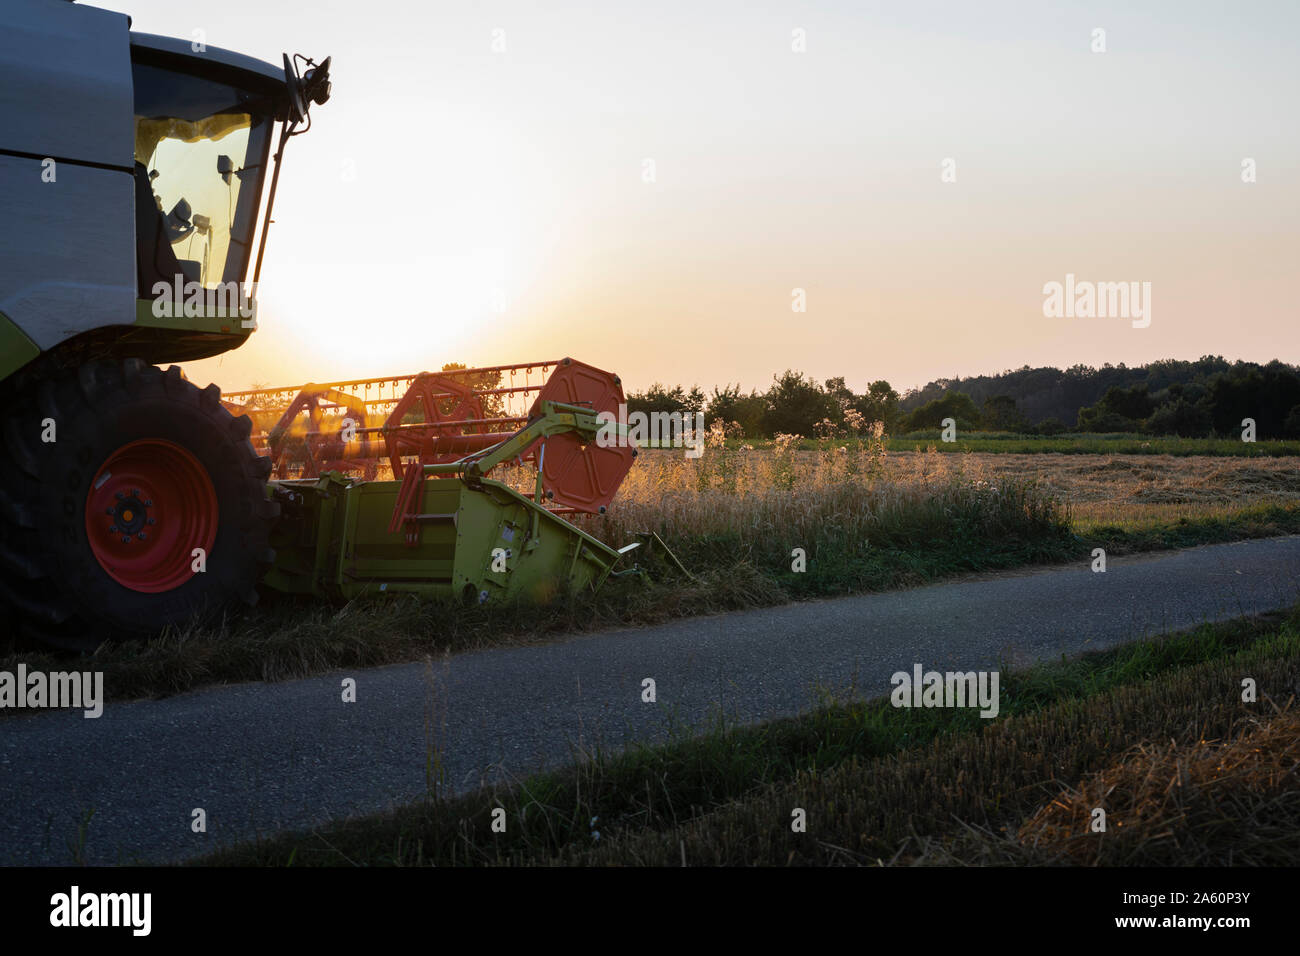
[132, 61, 274, 291]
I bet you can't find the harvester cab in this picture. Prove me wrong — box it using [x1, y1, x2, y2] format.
[0, 2, 654, 650]
[2, 0, 329, 370]
[130, 42, 332, 351]
[0, 0, 335, 646]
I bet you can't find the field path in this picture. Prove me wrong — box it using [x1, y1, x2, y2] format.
[4, 536, 1300, 865]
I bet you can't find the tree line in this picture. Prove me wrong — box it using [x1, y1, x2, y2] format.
[628, 357, 1300, 439]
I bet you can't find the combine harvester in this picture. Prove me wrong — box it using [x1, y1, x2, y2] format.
[0, 1, 653, 649]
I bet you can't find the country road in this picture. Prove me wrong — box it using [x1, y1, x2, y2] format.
[3, 536, 1299, 865]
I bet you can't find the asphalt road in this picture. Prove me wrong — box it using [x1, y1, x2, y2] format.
[3, 536, 1299, 865]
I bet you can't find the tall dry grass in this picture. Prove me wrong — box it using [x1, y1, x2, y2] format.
[564, 425, 1071, 579]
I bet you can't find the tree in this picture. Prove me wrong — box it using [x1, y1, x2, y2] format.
[854, 380, 901, 432]
[441, 361, 505, 417]
[1076, 384, 1156, 432]
[762, 370, 835, 437]
[1285, 404, 1300, 439]
[981, 394, 1029, 432]
[1099, 384, 1157, 421]
[627, 382, 704, 418]
[904, 391, 982, 431]
[1144, 399, 1212, 437]
[707, 384, 767, 437]
[822, 376, 855, 430]
[1205, 365, 1300, 438]
[1077, 409, 1139, 433]
[895, 356, 1243, 427]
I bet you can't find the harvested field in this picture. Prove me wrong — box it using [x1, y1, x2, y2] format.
[596, 446, 1300, 536]
[889, 452, 1300, 528]
[1015, 708, 1300, 866]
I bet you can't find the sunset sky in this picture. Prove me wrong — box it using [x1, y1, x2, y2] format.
[96, 0, 1300, 398]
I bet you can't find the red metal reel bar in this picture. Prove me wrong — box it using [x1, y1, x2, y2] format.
[383, 373, 487, 478]
[268, 386, 370, 478]
[528, 358, 635, 514]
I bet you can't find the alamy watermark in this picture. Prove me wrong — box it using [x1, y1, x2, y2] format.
[597, 405, 706, 458]
[0, 665, 103, 718]
[890, 664, 1000, 718]
[1043, 273, 1151, 328]
[50, 886, 150, 936]
[151, 276, 258, 329]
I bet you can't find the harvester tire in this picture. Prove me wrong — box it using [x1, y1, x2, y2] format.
[0, 359, 277, 650]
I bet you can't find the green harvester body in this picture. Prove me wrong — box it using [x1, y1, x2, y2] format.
[261, 400, 633, 604]
[265, 474, 622, 603]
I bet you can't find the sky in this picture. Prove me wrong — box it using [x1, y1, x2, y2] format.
[91, 0, 1300, 398]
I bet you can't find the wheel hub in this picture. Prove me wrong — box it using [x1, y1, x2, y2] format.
[108, 491, 152, 538]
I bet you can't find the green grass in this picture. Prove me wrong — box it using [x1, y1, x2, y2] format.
[1079, 501, 1300, 553]
[196, 606, 1300, 866]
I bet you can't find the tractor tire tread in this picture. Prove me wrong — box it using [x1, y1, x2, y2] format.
[0, 358, 277, 650]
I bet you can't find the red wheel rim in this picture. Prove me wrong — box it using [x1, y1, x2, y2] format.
[85, 439, 219, 593]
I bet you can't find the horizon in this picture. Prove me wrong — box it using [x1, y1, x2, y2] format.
[618, 351, 1300, 403]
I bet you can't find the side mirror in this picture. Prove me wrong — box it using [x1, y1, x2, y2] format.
[304, 56, 332, 105]
[218, 155, 233, 184]
[283, 53, 331, 122]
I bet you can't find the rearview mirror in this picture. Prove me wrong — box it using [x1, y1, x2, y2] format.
[304, 56, 331, 105]
[218, 155, 233, 184]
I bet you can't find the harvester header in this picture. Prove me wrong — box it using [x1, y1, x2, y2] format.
[222, 357, 636, 513]
[226, 358, 646, 607]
